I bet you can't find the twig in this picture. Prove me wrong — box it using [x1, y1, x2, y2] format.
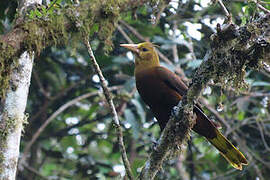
[232, 131, 267, 180]
[21, 86, 121, 166]
[248, 148, 270, 168]
[47, 0, 58, 12]
[117, 25, 133, 44]
[152, 3, 167, 27]
[29, 78, 87, 123]
[119, 20, 145, 41]
[218, 0, 230, 17]
[217, 0, 232, 22]
[253, 162, 265, 180]
[257, 2, 270, 14]
[199, 97, 231, 130]
[117, 87, 137, 117]
[176, 148, 189, 180]
[23, 163, 49, 180]
[51, 77, 88, 100]
[172, 21, 179, 63]
[33, 70, 51, 99]
[83, 37, 134, 180]
[256, 119, 270, 152]
[41, 114, 109, 139]
[119, 20, 188, 81]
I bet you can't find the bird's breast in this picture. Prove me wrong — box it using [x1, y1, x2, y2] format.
[135, 68, 181, 129]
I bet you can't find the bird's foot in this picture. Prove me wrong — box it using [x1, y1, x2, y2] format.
[151, 140, 159, 151]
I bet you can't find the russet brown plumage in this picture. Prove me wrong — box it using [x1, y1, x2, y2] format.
[136, 66, 217, 139]
[120, 42, 248, 170]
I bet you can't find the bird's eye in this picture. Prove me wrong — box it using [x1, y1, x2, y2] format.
[142, 48, 148, 52]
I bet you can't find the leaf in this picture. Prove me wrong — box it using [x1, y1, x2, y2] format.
[88, 104, 99, 118]
[112, 56, 130, 64]
[132, 159, 145, 175]
[34, 9, 42, 18]
[124, 109, 140, 139]
[187, 59, 202, 69]
[236, 97, 250, 111]
[237, 111, 245, 121]
[42, 163, 57, 176]
[251, 81, 270, 87]
[98, 140, 112, 154]
[61, 136, 77, 149]
[0, 23, 4, 33]
[90, 23, 99, 36]
[123, 78, 135, 92]
[41, 6, 47, 15]
[131, 99, 146, 123]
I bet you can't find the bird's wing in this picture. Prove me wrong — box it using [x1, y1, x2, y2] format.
[155, 66, 221, 129]
[155, 67, 206, 110]
[155, 66, 188, 96]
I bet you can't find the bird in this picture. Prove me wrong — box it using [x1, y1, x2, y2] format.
[120, 42, 248, 170]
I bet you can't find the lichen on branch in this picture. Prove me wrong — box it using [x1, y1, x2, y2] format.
[189, 14, 270, 100]
[139, 13, 270, 180]
[0, 0, 154, 100]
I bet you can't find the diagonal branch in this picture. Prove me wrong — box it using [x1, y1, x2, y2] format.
[139, 100, 195, 179]
[139, 13, 270, 180]
[23, 163, 49, 180]
[20, 86, 122, 166]
[256, 0, 270, 14]
[217, 0, 231, 21]
[83, 37, 134, 180]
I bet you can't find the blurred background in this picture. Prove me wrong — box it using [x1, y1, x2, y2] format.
[1, 0, 270, 179]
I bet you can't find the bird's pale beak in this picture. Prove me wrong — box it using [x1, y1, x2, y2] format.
[120, 44, 139, 54]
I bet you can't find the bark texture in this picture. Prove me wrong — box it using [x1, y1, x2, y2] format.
[0, 51, 33, 180]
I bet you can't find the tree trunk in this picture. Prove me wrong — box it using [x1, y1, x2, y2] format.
[0, 0, 43, 178]
[0, 52, 34, 179]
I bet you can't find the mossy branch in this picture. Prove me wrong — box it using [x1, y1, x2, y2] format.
[139, 13, 270, 179]
[0, 0, 154, 99]
[139, 99, 195, 180]
[188, 14, 270, 101]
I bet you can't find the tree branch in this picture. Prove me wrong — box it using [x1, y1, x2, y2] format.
[83, 38, 134, 180]
[256, 1, 270, 14]
[0, 1, 41, 178]
[139, 100, 195, 179]
[0, 52, 34, 180]
[0, 0, 152, 62]
[217, 0, 231, 22]
[22, 163, 49, 180]
[0, 0, 156, 98]
[139, 13, 270, 179]
[20, 86, 122, 166]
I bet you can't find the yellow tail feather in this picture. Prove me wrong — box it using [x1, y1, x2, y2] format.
[208, 129, 248, 170]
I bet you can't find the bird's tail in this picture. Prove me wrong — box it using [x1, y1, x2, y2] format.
[207, 129, 248, 170]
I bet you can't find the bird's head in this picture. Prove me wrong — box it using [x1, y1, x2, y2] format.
[120, 42, 160, 73]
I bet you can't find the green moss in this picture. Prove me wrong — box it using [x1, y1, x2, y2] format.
[0, 0, 125, 99]
[0, 114, 16, 171]
[0, 153, 3, 174]
[0, 112, 26, 175]
[208, 38, 249, 91]
[0, 42, 17, 98]
[22, 12, 69, 54]
[22, 113, 29, 133]
[80, 0, 121, 52]
[0, 116, 16, 141]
